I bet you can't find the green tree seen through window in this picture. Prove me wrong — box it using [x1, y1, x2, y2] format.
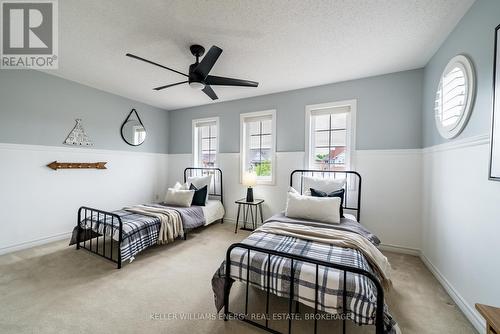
[255, 160, 271, 176]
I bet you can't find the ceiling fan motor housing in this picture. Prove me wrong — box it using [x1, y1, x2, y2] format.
[188, 63, 205, 89]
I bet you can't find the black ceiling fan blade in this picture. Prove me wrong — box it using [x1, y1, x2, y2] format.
[202, 85, 218, 100]
[126, 53, 188, 78]
[153, 81, 188, 91]
[194, 46, 222, 78]
[205, 75, 259, 87]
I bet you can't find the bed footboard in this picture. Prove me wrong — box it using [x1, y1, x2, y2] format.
[223, 243, 384, 334]
[75, 206, 123, 269]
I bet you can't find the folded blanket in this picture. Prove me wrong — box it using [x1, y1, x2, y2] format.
[124, 205, 183, 244]
[256, 222, 392, 288]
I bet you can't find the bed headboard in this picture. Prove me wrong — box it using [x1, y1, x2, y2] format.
[290, 169, 362, 221]
[184, 167, 223, 204]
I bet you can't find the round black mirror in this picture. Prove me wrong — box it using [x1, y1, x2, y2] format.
[121, 109, 146, 146]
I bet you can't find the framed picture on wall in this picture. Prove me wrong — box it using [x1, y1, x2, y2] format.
[489, 24, 500, 180]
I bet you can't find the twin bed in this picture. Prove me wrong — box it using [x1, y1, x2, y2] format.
[72, 167, 397, 333]
[71, 167, 224, 268]
[212, 170, 399, 334]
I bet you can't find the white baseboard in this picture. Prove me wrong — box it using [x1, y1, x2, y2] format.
[379, 243, 421, 256]
[420, 253, 484, 333]
[0, 231, 71, 255]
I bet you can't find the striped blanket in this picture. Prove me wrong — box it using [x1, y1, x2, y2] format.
[212, 218, 400, 333]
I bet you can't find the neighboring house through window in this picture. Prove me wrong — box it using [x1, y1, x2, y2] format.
[305, 100, 356, 171]
[240, 110, 276, 184]
[192, 117, 219, 167]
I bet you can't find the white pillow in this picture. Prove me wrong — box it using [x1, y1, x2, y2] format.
[302, 176, 346, 196]
[173, 181, 189, 190]
[285, 190, 341, 224]
[187, 175, 212, 202]
[164, 188, 195, 207]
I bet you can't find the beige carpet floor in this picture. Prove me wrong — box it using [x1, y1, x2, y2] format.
[0, 222, 476, 334]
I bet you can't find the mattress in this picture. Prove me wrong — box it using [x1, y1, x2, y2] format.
[202, 200, 225, 225]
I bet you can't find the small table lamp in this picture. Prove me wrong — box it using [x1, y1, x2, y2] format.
[242, 172, 257, 202]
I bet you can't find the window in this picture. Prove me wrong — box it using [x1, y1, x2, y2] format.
[192, 117, 218, 167]
[306, 100, 356, 171]
[434, 55, 475, 139]
[240, 110, 276, 184]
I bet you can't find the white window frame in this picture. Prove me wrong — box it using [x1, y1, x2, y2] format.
[240, 110, 277, 185]
[192, 117, 219, 168]
[305, 99, 356, 170]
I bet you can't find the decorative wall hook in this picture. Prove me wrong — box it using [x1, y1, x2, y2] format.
[47, 161, 107, 170]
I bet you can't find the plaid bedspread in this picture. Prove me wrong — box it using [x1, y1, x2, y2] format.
[212, 231, 399, 333]
[79, 209, 162, 263]
[77, 204, 205, 263]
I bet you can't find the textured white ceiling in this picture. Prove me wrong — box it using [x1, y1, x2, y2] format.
[46, 0, 474, 110]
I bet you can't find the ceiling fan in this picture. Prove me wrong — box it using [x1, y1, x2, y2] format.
[126, 45, 259, 100]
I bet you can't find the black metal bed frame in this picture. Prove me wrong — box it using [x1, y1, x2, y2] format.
[75, 167, 223, 269]
[223, 169, 384, 334]
[290, 169, 362, 221]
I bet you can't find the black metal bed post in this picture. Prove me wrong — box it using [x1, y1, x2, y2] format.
[223, 245, 232, 321]
[224, 242, 385, 334]
[357, 175, 362, 222]
[117, 217, 123, 269]
[76, 206, 124, 269]
[75, 207, 82, 250]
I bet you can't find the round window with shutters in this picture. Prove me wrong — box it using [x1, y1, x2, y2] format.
[434, 55, 476, 139]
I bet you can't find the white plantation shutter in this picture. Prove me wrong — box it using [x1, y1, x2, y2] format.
[434, 55, 475, 139]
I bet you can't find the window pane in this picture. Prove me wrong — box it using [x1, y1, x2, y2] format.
[249, 135, 261, 149]
[331, 129, 347, 146]
[200, 126, 210, 138]
[255, 160, 272, 177]
[211, 138, 217, 151]
[313, 114, 330, 131]
[261, 119, 272, 134]
[194, 121, 218, 168]
[242, 113, 275, 182]
[314, 131, 329, 147]
[201, 138, 211, 150]
[261, 134, 272, 149]
[248, 121, 260, 135]
[313, 147, 329, 161]
[330, 113, 347, 129]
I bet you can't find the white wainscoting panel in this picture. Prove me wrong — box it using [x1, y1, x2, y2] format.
[0, 143, 169, 254]
[167, 149, 422, 251]
[422, 138, 499, 333]
[355, 149, 422, 251]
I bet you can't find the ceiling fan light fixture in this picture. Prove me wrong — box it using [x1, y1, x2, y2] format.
[189, 81, 205, 90]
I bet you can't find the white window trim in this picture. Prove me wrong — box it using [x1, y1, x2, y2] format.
[240, 109, 277, 185]
[305, 99, 357, 170]
[192, 117, 219, 167]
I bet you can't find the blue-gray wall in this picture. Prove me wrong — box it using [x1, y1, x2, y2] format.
[0, 70, 169, 153]
[422, 0, 500, 147]
[168, 69, 423, 154]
